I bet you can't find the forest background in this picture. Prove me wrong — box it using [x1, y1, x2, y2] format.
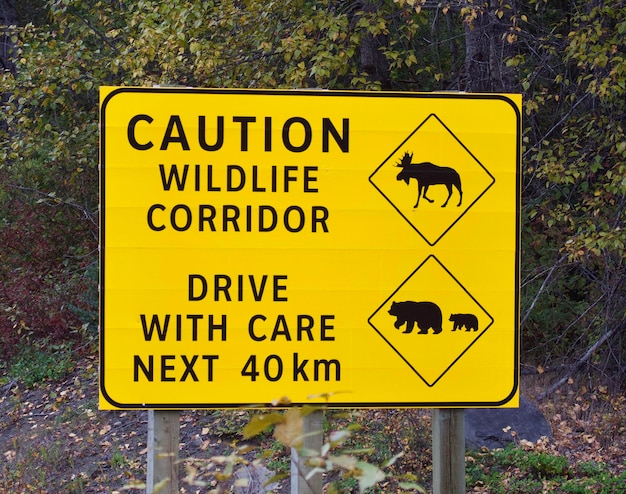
[0, 0, 625, 490]
[2, 0, 624, 393]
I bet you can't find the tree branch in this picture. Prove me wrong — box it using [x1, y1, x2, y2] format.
[521, 254, 569, 327]
[537, 327, 616, 400]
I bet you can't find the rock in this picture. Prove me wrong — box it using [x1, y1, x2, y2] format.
[464, 396, 552, 450]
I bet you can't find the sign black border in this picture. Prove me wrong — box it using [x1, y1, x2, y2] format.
[100, 88, 521, 409]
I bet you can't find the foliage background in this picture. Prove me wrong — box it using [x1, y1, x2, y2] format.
[1, 0, 625, 390]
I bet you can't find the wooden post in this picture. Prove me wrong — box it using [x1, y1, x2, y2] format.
[147, 410, 180, 494]
[291, 409, 323, 494]
[432, 408, 465, 494]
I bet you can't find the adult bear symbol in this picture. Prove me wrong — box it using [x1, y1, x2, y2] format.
[388, 301, 443, 335]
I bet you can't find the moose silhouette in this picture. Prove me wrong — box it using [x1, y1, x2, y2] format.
[395, 151, 462, 208]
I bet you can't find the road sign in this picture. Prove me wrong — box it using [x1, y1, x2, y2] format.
[99, 87, 521, 409]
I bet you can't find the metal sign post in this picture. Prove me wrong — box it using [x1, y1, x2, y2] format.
[291, 410, 324, 494]
[147, 410, 180, 494]
[432, 408, 465, 494]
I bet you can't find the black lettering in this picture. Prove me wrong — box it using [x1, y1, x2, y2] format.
[233, 116, 256, 151]
[282, 117, 312, 152]
[147, 204, 166, 231]
[271, 315, 291, 341]
[241, 355, 260, 380]
[293, 353, 309, 381]
[249, 275, 268, 301]
[161, 355, 176, 382]
[128, 114, 154, 150]
[199, 205, 217, 231]
[189, 274, 208, 301]
[283, 165, 298, 192]
[170, 204, 192, 231]
[312, 206, 329, 233]
[259, 205, 278, 232]
[174, 314, 183, 341]
[251, 166, 266, 192]
[248, 315, 266, 341]
[320, 315, 335, 341]
[133, 355, 153, 381]
[264, 116, 272, 151]
[214, 275, 232, 301]
[271, 166, 277, 192]
[303, 166, 318, 192]
[140, 314, 170, 341]
[180, 355, 199, 381]
[159, 164, 189, 191]
[206, 164, 221, 191]
[186, 314, 202, 341]
[297, 315, 314, 340]
[264, 355, 283, 381]
[146, 204, 330, 233]
[208, 315, 227, 341]
[226, 165, 246, 191]
[237, 274, 244, 301]
[284, 206, 305, 232]
[160, 115, 190, 150]
[314, 358, 341, 381]
[274, 275, 288, 302]
[223, 205, 240, 231]
[322, 118, 349, 152]
[202, 355, 219, 381]
[246, 205, 253, 231]
[199, 116, 224, 151]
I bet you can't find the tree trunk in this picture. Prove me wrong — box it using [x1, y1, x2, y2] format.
[0, 0, 16, 136]
[0, 0, 17, 74]
[463, 0, 516, 92]
[353, 1, 391, 89]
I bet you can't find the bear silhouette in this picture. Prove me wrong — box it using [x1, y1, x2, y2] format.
[449, 313, 479, 332]
[388, 301, 442, 334]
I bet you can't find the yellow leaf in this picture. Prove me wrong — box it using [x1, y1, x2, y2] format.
[274, 408, 303, 448]
[242, 412, 284, 439]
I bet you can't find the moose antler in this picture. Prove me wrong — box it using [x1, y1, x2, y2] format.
[396, 151, 413, 167]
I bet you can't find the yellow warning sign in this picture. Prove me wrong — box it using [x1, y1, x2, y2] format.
[99, 87, 521, 409]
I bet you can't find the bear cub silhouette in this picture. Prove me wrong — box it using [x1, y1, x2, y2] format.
[449, 313, 479, 332]
[389, 301, 442, 334]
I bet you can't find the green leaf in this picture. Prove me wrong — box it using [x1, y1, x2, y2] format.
[355, 461, 385, 492]
[399, 481, 426, 492]
[328, 454, 357, 470]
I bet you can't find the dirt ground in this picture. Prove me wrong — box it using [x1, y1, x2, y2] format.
[1, 354, 625, 493]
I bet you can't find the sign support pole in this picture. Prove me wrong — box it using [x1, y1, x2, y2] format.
[432, 408, 465, 494]
[291, 409, 323, 494]
[147, 410, 180, 494]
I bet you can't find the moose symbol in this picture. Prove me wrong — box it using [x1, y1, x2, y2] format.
[395, 151, 463, 208]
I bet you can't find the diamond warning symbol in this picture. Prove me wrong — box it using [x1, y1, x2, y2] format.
[369, 113, 495, 246]
[368, 255, 494, 387]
